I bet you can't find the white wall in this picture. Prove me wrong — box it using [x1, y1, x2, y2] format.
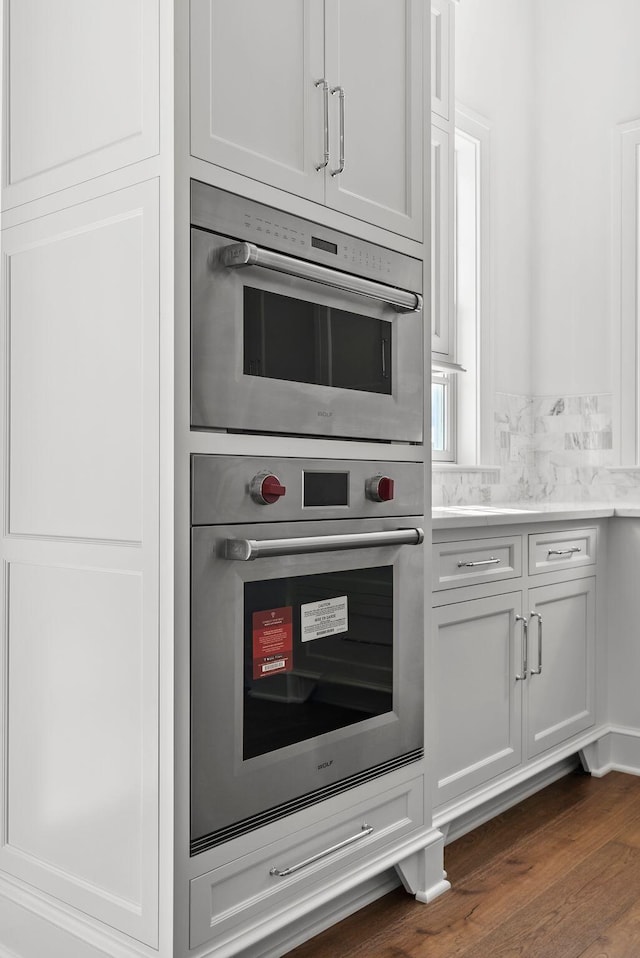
[531, 0, 640, 397]
[455, 0, 535, 397]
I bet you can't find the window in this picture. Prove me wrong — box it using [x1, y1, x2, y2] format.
[432, 108, 492, 464]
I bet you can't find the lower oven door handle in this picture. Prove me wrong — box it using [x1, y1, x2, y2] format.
[224, 527, 425, 561]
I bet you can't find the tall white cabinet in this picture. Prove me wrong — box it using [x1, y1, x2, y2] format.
[0, 3, 443, 958]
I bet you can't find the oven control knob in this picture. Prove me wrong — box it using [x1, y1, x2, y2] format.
[365, 475, 395, 503]
[250, 473, 286, 505]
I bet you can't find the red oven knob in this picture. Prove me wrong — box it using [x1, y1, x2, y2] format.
[250, 472, 286, 505]
[365, 475, 395, 502]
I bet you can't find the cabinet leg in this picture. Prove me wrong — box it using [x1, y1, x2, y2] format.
[394, 830, 451, 904]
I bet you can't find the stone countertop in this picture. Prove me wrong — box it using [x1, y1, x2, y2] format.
[431, 503, 622, 531]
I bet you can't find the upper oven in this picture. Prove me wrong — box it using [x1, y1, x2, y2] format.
[190, 182, 424, 443]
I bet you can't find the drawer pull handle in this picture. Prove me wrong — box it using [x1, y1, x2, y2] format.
[269, 824, 374, 878]
[457, 556, 501, 568]
[547, 546, 581, 557]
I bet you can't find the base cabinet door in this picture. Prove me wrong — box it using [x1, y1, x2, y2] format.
[432, 592, 524, 806]
[525, 578, 596, 760]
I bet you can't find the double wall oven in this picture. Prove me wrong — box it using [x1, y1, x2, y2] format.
[189, 183, 426, 855]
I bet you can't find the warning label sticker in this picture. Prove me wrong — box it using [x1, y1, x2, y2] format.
[301, 595, 348, 642]
[252, 606, 293, 679]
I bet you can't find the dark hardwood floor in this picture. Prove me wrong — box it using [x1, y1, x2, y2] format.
[286, 770, 640, 958]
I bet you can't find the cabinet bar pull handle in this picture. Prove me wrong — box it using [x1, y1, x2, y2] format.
[529, 611, 543, 675]
[330, 85, 345, 176]
[515, 614, 528, 680]
[547, 546, 581, 556]
[269, 824, 374, 877]
[315, 79, 330, 170]
[457, 556, 501, 568]
[220, 241, 422, 312]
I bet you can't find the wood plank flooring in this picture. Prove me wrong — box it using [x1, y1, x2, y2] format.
[286, 770, 640, 958]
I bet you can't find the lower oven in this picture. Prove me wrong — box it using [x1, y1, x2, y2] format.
[190, 455, 425, 855]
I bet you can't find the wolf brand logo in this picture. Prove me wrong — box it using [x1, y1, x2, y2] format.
[317, 410, 333, 418]
[317, 760, 333, 771]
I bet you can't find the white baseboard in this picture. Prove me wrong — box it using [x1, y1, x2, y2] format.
[438, 756, 581, 847]
[580, 726, 640, 777]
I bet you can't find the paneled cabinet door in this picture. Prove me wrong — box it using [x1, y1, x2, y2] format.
[525, 578, 596, 760]
[431, 120, 454, 357]
[431, 0, 452, 120]
[432, 592, 524, 806]
[324, 0, 424, 239]
[190, 0, 325, 202]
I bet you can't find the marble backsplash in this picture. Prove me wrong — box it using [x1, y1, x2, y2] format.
[432, 392, 640, 507]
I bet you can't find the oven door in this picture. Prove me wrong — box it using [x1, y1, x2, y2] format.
[190, 517, 424, 853]
[191, 228, 424, 442]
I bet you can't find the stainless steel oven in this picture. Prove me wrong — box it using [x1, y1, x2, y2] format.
[191, 182, 424, 443]
[190, 455, 425, 854]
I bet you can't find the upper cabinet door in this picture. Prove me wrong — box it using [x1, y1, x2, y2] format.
[2, 0, 159, 211]
[190, 0, 326, 203]
[323, 0, 423, 240]
[430, 0, 452, 120]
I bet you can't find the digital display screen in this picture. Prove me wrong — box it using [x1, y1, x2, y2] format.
[311, 236, 338, 255]
[303, 472, 349, 507]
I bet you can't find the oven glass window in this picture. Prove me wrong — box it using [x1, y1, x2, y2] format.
[243, 287, 392, 395]
[243, 566, 393, 760]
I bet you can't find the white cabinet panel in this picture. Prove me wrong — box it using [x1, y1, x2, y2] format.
[3, 0, 159, 210]
[430, 0, 452, 120]
[526, 578, 596, 759]
[431, 121, 454, 357]
[324, 0, 423, 239]
[5, 181, 158, 543]
[190, 0, 325, 202]
[2, 559, 158, 944]
[432, 592, 523, 805]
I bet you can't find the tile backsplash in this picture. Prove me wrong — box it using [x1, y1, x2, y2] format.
[432, 392, 640, 506]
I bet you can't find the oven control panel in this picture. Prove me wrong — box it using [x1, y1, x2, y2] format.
[192, 456, 424, 525]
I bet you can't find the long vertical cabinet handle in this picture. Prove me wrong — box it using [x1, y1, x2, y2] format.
[315, 79, 330, 170]
[330, 85, 345, 176]
[529, 612, 543, 674]
[515, 615, 528, 681]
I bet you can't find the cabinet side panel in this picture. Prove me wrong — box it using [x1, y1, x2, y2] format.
[3, 0, 159, 209]
[6, 190, 151, 542]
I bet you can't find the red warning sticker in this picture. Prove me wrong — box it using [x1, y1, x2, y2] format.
[252, 606, 293, 680]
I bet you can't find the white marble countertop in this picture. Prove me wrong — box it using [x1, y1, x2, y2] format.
[431, 502, 634, 530]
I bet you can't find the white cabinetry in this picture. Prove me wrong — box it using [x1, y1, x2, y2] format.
[431, 525, 599, 811]
[190, 0, 424, 239]
[433, 592, 523, 805]
[1, 0, 159, 211]
[526, 577, 596, 759]
[0, 181, 160, 945]
[430, 0, 455, 359]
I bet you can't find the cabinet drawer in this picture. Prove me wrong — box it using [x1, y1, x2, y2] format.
[432, 536, 522, 591]
[528, 528, 597, 575]
[190, 776, 424, 949]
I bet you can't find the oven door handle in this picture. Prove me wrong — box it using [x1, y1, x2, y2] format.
[219, 241, 423, 314]
[223, 527, 424, 561]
